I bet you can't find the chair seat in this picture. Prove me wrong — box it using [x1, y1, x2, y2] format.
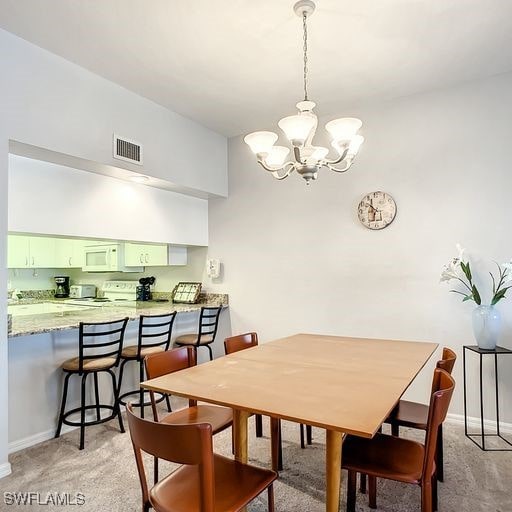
[61, 356, 116, 371]
[160, 405, 232, 434]
[391, 400, 429, 430]
[150, 454, 277, 512]
[342, 433, 425, 484]
[121, 345, 165, 359]
[175, 334, 214, 346]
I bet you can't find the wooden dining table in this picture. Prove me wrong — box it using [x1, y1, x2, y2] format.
[141, 333, 438, 512]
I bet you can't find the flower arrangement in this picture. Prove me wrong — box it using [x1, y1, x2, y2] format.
[441, 244, 512, 306]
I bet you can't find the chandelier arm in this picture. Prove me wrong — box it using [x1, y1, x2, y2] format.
[257, 159, 296, 173]
[293, 146, 303, 164]
[323, 147, 349, 165]
[326, 159, 354, 173]
[272, 166, 296, 180]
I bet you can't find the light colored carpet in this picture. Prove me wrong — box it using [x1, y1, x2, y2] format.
[1, 398, 511, 511]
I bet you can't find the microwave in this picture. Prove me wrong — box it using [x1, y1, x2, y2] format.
[82, 244, 142, 273]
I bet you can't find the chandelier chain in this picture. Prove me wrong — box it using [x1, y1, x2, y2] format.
[303, 12, 308, 101]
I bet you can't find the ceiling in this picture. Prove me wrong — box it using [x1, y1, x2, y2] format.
[1, 0, 512, 137]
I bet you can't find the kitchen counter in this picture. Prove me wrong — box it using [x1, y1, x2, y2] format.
[8, 299, 228, 338]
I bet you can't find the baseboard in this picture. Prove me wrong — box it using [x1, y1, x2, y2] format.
[8, 425, 75, 454]
[0, 462, 12, 479]
[447, 413, 512, 434]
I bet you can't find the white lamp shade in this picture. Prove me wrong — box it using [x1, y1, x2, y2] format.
[311, 146, 329, 160]
[325, 117, 362, 141]
[244, 131, 278, 154]
[278, 114, 315, 143]
[348, 135, 364, 155]
[265, 146, 290, 167]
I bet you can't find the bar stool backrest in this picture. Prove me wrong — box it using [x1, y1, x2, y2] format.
[78, 317, 129, 373]
[422, 369, 455, 481]
[224, 332, 259, 355]
[136, 312, 177, 359]
[197, 306, 222, 344]
[126, 403, 215, 512]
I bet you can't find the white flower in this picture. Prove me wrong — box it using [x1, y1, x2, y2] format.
[440, 264, 459, 283]
[456, 243, 466, 262]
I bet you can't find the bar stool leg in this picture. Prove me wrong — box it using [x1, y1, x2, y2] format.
[55, 372, 72, 438]
[108, 369, 125, 434]
[139, 361, 145, 418]
[206, 344, 214, 361]
[117, 358, 128, 397]
[79, 373, 88, 450]
[93, 372, 101, 421]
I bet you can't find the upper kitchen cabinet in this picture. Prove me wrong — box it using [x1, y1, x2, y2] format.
[54, 239, 85, 268]
[8, 235, 56, 268]
[125, 243, 187, 267]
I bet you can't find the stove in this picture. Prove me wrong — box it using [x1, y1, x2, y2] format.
[64, 281, 138, 307]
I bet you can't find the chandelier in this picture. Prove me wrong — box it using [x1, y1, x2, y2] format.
[244, 0, 364, 184]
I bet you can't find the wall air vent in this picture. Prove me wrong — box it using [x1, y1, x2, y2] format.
[113, 134, 143, 165]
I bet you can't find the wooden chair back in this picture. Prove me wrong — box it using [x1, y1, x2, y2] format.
[144, 347, 197, 420]
[422, 369, 455, 481]
[126, 403, 215, 512]
[224, 332, 259, 354]
[78, 318, 129, 372]
[436, 347, 456, 374]
[135, 312, 177, 359]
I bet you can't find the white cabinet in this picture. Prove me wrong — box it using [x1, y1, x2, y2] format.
[125, 243, 187, 267]
[7, 235, 55, 268]
[7, 235, 31, 268]
[54, 239, 85, 268]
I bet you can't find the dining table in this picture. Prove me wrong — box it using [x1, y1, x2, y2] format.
[141, 333, 438, 512]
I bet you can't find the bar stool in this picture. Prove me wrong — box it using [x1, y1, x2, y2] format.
[55, 318, 129, 450]
[118, 312, 177, 418]
[174, 306, 222, 361]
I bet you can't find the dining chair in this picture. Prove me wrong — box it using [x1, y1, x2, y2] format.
[55, 318, 128, 450]
[343, 368, 455, 512]
[174, 306, 222, 361]
[388, 347, 456, 482]
[224, 332, 313, 472]
[118, 312, 177, 418]
[126, 403, 278, 512]
[360, 347, 457, 501]
[144, 346, 233, 482]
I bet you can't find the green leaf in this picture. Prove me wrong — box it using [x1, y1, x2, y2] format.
[490, 271, 496, 294]
[460, 261, 472, 282]
[462, 295, 473, 302]
[491, 286, 511, 305]
[472, 285, 481, 305]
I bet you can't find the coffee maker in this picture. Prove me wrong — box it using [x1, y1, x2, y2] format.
[54, 276, 70, 298]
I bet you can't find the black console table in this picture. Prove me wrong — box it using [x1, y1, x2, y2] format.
[463, 345, 512, 451]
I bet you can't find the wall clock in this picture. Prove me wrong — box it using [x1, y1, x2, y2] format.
[358, 191, 397, 230]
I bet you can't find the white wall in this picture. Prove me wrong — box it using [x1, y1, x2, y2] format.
[207, 71, 512, 423]
[0, 29, 227, 197]
[8, 155, 208, 246]
[0, 28, 227, 476]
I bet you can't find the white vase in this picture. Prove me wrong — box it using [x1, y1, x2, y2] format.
[472, 305, 500, 350]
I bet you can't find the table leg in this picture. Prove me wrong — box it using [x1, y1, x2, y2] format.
[326, 429, 343, 512]
[233, 409, 249, 463]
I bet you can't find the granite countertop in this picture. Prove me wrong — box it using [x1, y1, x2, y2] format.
[8, 298, 228, 338]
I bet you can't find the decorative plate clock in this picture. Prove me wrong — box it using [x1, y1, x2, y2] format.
[358, 191, 397, 230]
